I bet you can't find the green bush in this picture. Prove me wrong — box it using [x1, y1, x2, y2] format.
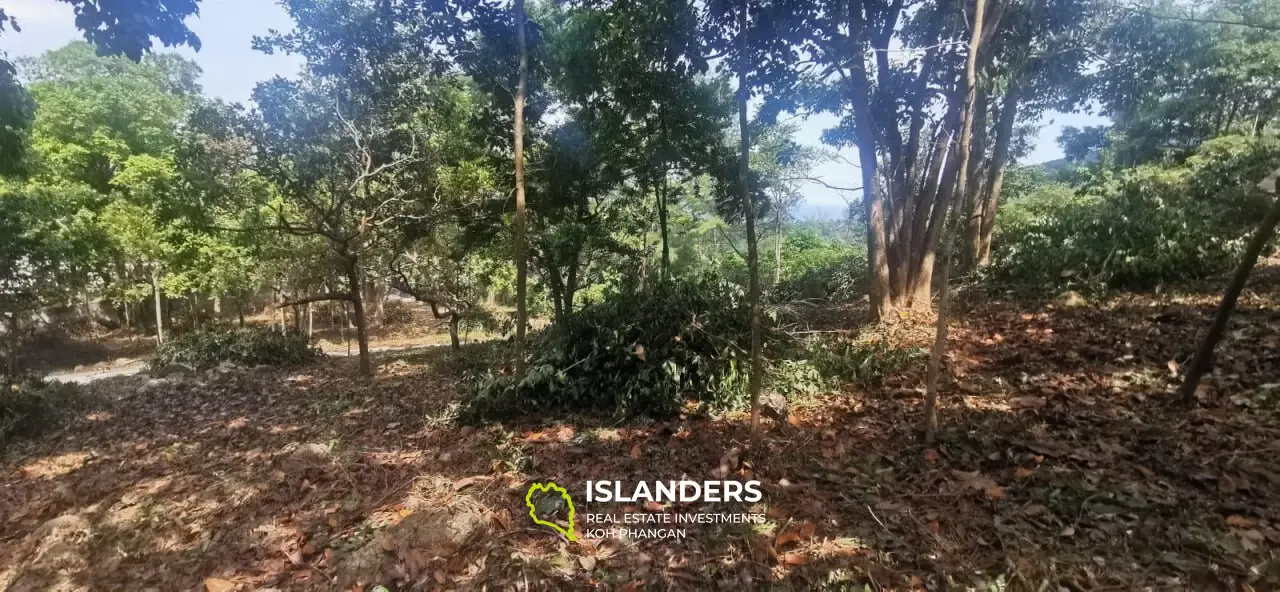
[802, 336, 925, 388]
[150, 327, 321, 371]
[991, 135, 1280, 291]
[462, 275, 761, 420]
[1, 378, 84, 449]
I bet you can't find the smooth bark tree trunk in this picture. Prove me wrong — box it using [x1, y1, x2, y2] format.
[925, 0, 986, 443]
[449, 314, 461, 350]
[976, 84, 1020, 266]
[512, 0, 529, 378]
[345, 259, 372, 377]
[739, 1, 764, 437]
[151, 267, 164, 345]
[845, 4, 892, 320]
[190, 293, 201, 330]
[774, 203, 783, 287]
[960, 86, 990, 270]
[659, 175, 670, 283]
[306, 302, 314, 338]
[1179, 167, 1280, 404]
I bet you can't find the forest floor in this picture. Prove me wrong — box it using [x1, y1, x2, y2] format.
[3, 273, 1280, 591]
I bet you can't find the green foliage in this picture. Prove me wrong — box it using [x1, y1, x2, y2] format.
[992, 136, 1280, 291]
[771, 227, 866, 302]
[1, 378, 85, 450]
[150, 327, 321, 371]
[800, 336, 925, 389]
[462, 276, 758, 420]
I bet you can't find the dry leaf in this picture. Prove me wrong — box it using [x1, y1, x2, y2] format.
[781, 551, 809, 565]
[629, 443, 642, 459]
[204, 578, 237, 592]
[643, 501, 663, 512]
[984, 485, 1006, 500]
[433, 570, 448, 584]
[1023, 504, 1048, 516]
[774, 531, 801, 548]
[454, 476, 487, 490]
[1226, 515, 1257, 529]
[1166, 359, 1180, 377]
[924, 448, 939, 464]
[579, 555, 597, 571]
[1015, 467, 1034, 479]
[632, 344, 646, 361]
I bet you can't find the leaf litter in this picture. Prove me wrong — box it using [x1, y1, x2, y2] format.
[1, 273, 1279, 590]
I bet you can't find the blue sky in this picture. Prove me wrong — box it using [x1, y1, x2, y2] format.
[1, 0, 1106, 217]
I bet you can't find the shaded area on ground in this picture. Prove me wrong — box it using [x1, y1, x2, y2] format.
[2, 280, 1279, 589]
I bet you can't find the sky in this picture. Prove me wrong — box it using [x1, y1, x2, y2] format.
[1, 0, 1107, 219]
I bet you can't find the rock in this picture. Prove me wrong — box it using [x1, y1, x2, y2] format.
[760, 392, 789, 421]
[1057, 290, 1088, 308]
[281, 442, 333, 474]
[151, 362, 194, 378]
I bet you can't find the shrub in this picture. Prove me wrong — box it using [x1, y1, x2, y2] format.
[150, 326, 321, 371]
[990, 135, 1280, 292]
[802, 336, 925, 388]
[462, 275, 761, 420]
[1, 378, 84, 449]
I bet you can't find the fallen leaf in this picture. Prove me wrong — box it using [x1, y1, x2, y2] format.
[1023, 504, 1048, 516]
[643, 501, 663, 512]
[1226, 515, 1257, 529]
[1015, 467, 1034, 479]
[579, 555, 597, 571]
[925, 448, 939, 464]
[454, 476, 488, 490]
[1167, 359, 1180, 377]
[633, 344, 646, 361]
[204, 578, 237, 592]
[984, 485, 1005, 500]
[781, 551, 809, 565]
[774, 531, 801, 548]
[629, 443, 642, 459]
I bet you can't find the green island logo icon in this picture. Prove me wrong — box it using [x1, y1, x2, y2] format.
[525, 482, 577, 541]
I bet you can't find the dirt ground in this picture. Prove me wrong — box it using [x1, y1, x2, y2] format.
[2, 277, 1279, 590]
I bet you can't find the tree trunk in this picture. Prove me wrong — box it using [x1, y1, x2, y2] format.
[237, 295, 245, 328]
[1179, 167, 1280, 404]
[846, 6, 891, 320]
[151, 267, 165, 345]
[925, 0, 986, 443]
[774, 202, 783, 287]
[190, 293, 201, 330]
[659, 175, 671, 283]
[346, 259, 372, 377]
[961, 87, 990, 269]
[449, 313, 461, 350]
[976, 83, 1020, 266]
[307, 302, 314, 338]
[512, 0, 529, 379]
[738, 1, 764, 437]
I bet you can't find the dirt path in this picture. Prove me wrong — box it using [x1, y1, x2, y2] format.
[42, 342, 453, 384]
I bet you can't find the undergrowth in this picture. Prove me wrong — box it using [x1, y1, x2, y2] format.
[150, 326, 321, 372]
[1, 377, 86, 451]
[460, 276, 926, 422]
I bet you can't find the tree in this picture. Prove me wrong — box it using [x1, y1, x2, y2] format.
[1084, 0, 1280, 164]
[925, 0, 988, 442]
[513, 0, 531, 377]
